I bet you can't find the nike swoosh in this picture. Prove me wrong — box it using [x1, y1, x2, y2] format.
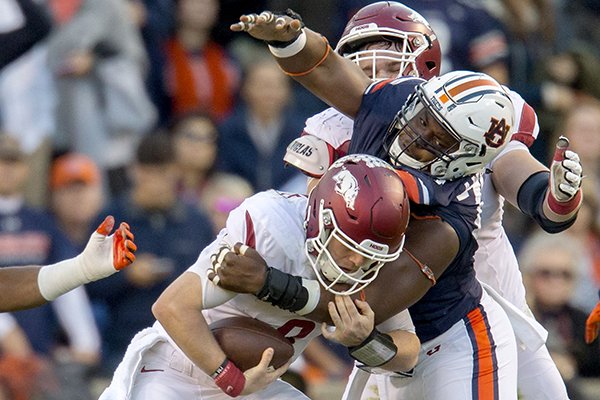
[140, 366, 165, 373]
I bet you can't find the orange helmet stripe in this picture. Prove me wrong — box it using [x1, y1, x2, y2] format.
[438, 78, 501, 104]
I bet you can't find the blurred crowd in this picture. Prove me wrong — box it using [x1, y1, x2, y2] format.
[0, 0, 599, 399]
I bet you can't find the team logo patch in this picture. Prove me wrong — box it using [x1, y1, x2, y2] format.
[484, 117, 510, 148]
[333, 168, 359, 210]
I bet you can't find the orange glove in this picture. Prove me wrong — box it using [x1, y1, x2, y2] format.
[585, 301, 600, 344]
[96, 216, 137, 270]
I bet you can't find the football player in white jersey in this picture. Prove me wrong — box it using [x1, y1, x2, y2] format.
[278, 3, 582, 399]
[98, 155, 420, 400]
[224, 4, 582, 400]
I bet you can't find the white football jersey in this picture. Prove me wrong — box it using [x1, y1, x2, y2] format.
[183, 190, 413, 362]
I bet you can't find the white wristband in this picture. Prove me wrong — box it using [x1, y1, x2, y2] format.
[296, 279, 321, 315]
[268, 29, 307, 58]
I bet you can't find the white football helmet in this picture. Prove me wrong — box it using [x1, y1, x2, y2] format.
[385, 71, 514, 180]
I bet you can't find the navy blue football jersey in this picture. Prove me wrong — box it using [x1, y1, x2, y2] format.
[350, 78, 483, 342]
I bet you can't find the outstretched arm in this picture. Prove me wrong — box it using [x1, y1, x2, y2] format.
[231, 10, 370, 118]
[0, 216, 136, 312]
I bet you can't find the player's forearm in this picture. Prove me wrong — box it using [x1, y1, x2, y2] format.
[516, 171, 580, 232]
[0, 267, 46, 311]
[493, 148, 580, 232]
[152, 273, 227, 375]
[272, 28, 369, 118]
[380, 330, 420, 373]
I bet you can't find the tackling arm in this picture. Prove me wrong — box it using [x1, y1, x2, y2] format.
[212, 217, 458, 325]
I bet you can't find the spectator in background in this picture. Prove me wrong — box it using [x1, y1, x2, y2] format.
[86, 133, 213, 375]
[163, 0, 240, 122]
[46, 0, 156, 196]
[0, 313, 51, 400]
[170, 110, 220, 206]
[218, 57, 305, 191]
[199, 172, 254, 234]
[49, 153, 104, 251]
[0, 135, 101, 398]
[520, 232, 600, 398]
[552, 100, 600, 186]
[556, 183, 600, 313]
[129, 0, 177, 125]
[0, 0, 55, 209]
[0, 0, 52, 70]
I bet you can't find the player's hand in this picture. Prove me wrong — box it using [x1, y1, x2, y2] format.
[585, 301, 600, 344]
[208, 243, 268, 294]
[230, 10, 303, 43]
[78, 216, 137, 281]
[241, 348, 290, 395]
[550, 136, 582, 202]
[321, 295, 375, 347]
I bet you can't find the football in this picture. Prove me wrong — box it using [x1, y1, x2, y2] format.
[209, 316, 294, 371]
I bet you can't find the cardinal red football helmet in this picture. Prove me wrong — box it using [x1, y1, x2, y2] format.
[336, 1, 441, 80]
[305, 154, 410, 295]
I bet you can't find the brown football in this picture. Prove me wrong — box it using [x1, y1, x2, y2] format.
[209, 316, 294, 371]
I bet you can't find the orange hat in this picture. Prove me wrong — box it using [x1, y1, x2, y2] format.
[50, 153, 101, 189]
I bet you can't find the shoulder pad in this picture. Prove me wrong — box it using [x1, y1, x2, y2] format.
[284, 135, 334, 178]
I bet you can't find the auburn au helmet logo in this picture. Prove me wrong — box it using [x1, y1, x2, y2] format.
[484, 117, 510, 148]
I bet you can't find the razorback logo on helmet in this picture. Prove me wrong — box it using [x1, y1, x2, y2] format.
[484, 117, 510, 148]
[333, 168, 359, 210]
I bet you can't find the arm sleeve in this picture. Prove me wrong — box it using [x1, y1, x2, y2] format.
[516, 171, 577, 233]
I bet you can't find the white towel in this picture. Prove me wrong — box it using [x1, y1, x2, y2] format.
[99, 326, 166, 400]
[480, 282, 548, 351]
